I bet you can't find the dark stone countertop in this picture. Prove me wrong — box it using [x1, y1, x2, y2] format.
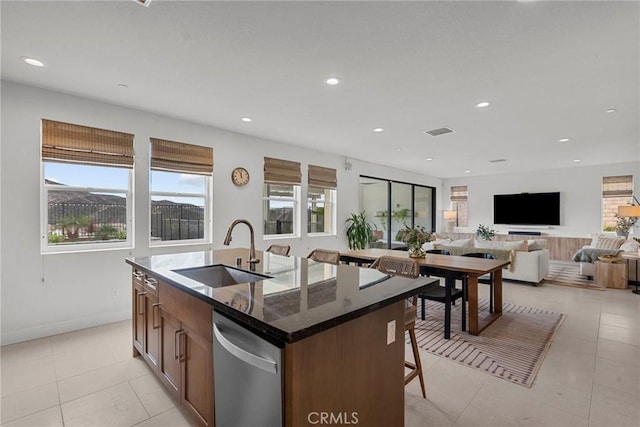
[126, 248, 437, 345]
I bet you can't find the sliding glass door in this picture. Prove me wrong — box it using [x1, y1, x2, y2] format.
[359, 176, 435, 249]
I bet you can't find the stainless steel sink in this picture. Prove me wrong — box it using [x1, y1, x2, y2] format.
[173, 264, 271, 287]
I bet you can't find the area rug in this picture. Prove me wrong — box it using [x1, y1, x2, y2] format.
[543, 260, 603, 290]
[412, 299, 565, 388]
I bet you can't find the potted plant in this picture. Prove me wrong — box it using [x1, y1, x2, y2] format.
[345, 211, 373, 250]
[476, 224, 496, 241]
[615, 214, 638, 238]
[398, 224, 432, 258]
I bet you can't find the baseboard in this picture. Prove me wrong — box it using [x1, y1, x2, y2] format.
[1, 309, 131, 346]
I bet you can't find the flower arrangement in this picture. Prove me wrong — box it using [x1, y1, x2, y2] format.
[476, 224, 496, 241]
[615, 214, 638, 235]
[398, 225, 433, 258]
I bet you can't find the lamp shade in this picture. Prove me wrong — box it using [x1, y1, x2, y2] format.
[617, 205, 640, 217]
[443, 210, 457, 220]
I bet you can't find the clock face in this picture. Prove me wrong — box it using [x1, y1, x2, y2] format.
[231, 167, 249, 186]
[230, 293, 250, 312]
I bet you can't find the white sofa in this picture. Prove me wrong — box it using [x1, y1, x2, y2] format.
[430, 238, 549, 285]
[574, 235, 640, 280]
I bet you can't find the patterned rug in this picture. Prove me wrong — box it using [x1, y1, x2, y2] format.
[412, 299, 565, 388]
[543, 260, 603, 290]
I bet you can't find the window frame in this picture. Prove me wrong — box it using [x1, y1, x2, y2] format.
[149, 171, 212, 247]
[263, 183, 301, 239]
[307, 186, 337, 236]
[41, 166, 134, 254]
[601, 175, 634, 232]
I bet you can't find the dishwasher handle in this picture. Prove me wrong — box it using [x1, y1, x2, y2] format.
[213, 323, 278, 375]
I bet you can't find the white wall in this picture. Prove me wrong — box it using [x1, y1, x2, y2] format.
[0, 81, 442, 344]
[442, 163, 640, 237]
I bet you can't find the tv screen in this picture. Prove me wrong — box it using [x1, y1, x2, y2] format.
[493, 192, 560, 226]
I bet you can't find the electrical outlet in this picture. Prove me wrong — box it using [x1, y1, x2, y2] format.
[386, 320, 396, 345]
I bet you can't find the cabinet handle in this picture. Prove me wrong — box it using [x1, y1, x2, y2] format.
[137, 292, 147, 315]
[152, 303, 160, 329]
[133, 271, 144, 280]
[178, 331, 186, 362]
[174, 329, 183, 360]
[144, 277, 157, 290]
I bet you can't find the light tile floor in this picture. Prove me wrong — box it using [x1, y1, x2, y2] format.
[1, 282, 639, 426]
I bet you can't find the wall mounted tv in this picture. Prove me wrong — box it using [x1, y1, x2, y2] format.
[493, 192, 560, 226]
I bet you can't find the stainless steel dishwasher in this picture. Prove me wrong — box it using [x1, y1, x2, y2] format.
[213, 310, 283, 427]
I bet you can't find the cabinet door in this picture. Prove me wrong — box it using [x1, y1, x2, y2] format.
[143, 292, 160, 372]
[132, 281, 146, 356]
[158, 308, 181, 401]
[181, 325, 214, 427]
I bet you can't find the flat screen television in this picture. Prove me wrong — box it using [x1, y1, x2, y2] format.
[493, 192, 560, 226]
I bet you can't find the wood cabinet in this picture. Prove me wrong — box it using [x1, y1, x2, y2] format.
[132, 268, 160, 373]
[132, 271, 214, 427]
[595, 261, 628, 289]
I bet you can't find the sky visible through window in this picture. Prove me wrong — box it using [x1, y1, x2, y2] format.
[44, 163, 206, 206]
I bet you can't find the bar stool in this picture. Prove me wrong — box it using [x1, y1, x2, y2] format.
[307, 249, 340, 264]
[370, 256, 426, 398]
[266, 244, 291, 256]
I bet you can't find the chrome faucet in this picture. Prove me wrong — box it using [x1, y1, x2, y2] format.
[223, 219, 260, 271]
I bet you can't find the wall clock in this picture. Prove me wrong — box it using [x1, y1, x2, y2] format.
[231, 167, 250, 186]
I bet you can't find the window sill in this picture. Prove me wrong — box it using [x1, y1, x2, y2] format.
[307, 233, 337, 238]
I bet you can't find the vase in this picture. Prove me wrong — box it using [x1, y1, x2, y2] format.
[616, 231, 629, 238]
[408, 246, 426, 258]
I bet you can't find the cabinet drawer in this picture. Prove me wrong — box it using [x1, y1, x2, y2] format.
[159, 281, 212, 341]
[132, 268, 159, 296]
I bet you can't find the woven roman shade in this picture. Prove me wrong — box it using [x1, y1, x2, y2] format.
[41, 119, 134, 168]
[150, 138, 213, 175]
[602, 175, 633, 198]
[450, 185, 468, 202]
[264, 157, 301, 184]
[308, 165, 337, 189]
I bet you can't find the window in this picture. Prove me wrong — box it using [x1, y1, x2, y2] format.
[307, 165, 337, 235]
[359, 176, 435, 249]
[150, 138, 213, 244]
[602, 175, 633, 231]
[450, 185, 468, 227]
[264, 157, 301, 237]
[41, 119, 134, 252]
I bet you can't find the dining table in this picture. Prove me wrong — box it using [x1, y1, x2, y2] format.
[340, 248, 511, 337]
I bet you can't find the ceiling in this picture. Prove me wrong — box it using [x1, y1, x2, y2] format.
[2, 0, 638, 179]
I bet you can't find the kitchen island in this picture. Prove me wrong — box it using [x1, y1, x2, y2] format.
[127, 248, 437, 427]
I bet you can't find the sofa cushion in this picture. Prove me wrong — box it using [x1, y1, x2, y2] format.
[590, 234, 626, 250]
[620, 239, 640, 253]
[474, 239, 528, 252]
[527, 239, 548, 251]
[448, 238, 474, 248]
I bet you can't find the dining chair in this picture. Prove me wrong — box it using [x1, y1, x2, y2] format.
[307, 249, 341, 265]
[461, 252, 495, 312]
[266, 244, 291, 256]
[370, 256, 425, 398]
[418, 249, 466, 335]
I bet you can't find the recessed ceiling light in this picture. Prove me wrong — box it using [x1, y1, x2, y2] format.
[324, 77, 341, 86]
[373, 128, 384, 133]
[20, 56, 45, 67]
[395, 148, 401, 152]
[425, 158, 433, 161]
[606, 109, 616, 113]
[559, 138, 570, 142]
[465, 170, 471, 174]
[241, 117, 252, 123]
[573, 159, 581, 163]
[476, 101, 490, 108]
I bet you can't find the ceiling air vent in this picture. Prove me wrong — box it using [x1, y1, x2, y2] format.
[424, 127, 455, 137]
[489, 158, 508, 163]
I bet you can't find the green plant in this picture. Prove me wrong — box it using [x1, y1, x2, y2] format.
[48, 233, 65, 244]
[476, 224, 496, 241]
[57, 215, 90, 240]
[96, 225, 119, 240]
[392, 208, 410, 226]
[602, 225, 616, 232]
[345, 211, 373, 250]
[117, 230, 127, 240]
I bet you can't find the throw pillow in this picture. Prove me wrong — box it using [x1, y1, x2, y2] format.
[590, 234, 626, 250]
[620, 239, 640, 253]
[527, 239, 548, 251]
[448, 238, 474, 248]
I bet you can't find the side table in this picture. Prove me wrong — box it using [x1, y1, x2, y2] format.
[595, 260, 627, 289]
[621, 252, 640, 295]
